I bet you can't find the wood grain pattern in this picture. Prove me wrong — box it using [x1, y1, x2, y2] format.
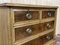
[15, 24, 42, 41]
[22, 31, 54, 45]
[43, 40, 56, 45]
[42, 31, 54, 44]
[14, 29, 54, 45]
[0, 7, 11, 45]
[40, 18, 55, 23]
[42, 11, 55, 18]
[42, 21, 54, 31]
[14, 20, 40, 28]
[0, 3, 58, 9]
[14, 10, 39, 22]
[0, 4, 57, 45]
[23, 37, 42, 45]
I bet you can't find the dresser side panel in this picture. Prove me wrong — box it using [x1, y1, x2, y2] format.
[0, 7, 12, 45]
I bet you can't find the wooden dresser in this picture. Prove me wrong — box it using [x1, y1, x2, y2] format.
[0, 3, 58, 45]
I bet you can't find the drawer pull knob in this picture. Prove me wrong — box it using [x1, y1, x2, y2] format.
[26, 13, 32, 19]
[46, 23, 51, 29]
[48, 12, 52, 16]
[46, 35, 51, 40]
[26, 28, 32, 34]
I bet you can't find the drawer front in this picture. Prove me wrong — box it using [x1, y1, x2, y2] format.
[14, 10, 39, 22]
[44, 40, 56, 45]
[50, 41, 56, 45]
[42, 31, 54, 44]
[50, 42, 56, 45]
[22, 31, 54, 45]
[42, 21, 54, 30]
[15, 24, 42, 41]
[42, 11, 55, 18]
[22, 37, 42, 45]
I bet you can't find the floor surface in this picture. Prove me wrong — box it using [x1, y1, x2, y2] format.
[55, 35, 60, 45]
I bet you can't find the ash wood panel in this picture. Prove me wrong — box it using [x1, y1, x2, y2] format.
[14, 11, 39, 22]
[54, 10, 57, 38]
[0, 4, 57, 45]
[40, 18, 55, 23]
[42, 11, 55, 18]
[50, 41, 56, 45]
[41, 9, 56, 11]
[23, 37, 42, 45]
[0, 7, 11, 45]
[0, 3, 58, 8]
[14, 20, 40, 28]
[13, 9, 40, 11]
[15, 24, 42, 41]
[14, 29, 54, 45]
[14, 18, 55, 28]
[10, 8, 16, 43]
[42, 21, 54, 30]
[23, 31, 54, 45]
[42, 31, 54, 44]
[39, 10, 42, 20]
[0, 8, 3, 45]
[43, 40, 56, 45]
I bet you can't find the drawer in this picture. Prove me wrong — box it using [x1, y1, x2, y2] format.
[15, 24, 42, 41]
[49, 41, 56, 45]
[14, 9, 40, 22]
[44, 40, 56, 45]
[42, 11, 55, 18]
[42, 21, 54, 30]
[22, 37, 43, 45]
[22, 31, 54, 45]
[42, 31, 54, 44]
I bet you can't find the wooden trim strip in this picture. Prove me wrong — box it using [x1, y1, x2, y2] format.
[14, 20, 40, 28]
[14, 17, 55, 28]
[43, 39, 56, 45]
[0, 3, 58, 8]
[40, 18, 55, 23]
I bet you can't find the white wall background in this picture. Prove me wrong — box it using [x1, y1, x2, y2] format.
[0, 0, 60, 35]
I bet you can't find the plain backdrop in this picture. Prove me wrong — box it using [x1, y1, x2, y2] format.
[0, 0, 60, 35]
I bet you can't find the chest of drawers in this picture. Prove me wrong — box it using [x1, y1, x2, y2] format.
[0, 3, 58, 45]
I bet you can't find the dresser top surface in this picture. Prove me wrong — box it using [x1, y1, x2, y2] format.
[0, 3, 58, 8]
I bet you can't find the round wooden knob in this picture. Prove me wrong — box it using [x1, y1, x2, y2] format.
[26, 28, 32, 34]
[26, 13, 32, 19]
[48, 12, 52, 16]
